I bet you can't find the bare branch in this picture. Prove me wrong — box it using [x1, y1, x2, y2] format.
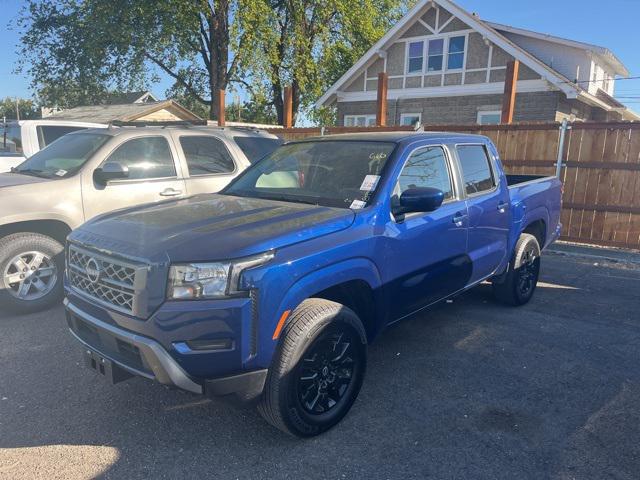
[144, 53, 208, 105]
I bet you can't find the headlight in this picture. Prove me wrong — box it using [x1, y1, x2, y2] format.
[167, 252, 274, 300]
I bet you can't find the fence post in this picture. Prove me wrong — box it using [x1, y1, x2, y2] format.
[501, 60, 519, 124]
[283, 86, 293, 128]
[555, 118, 570, 179]
[376, 72, 388, 127]
[217, 89, 226, 127]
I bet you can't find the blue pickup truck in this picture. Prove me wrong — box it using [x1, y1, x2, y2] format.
[64, 132, 562, 436]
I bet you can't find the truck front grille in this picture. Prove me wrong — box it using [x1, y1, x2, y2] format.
[67, 244, 140, 315]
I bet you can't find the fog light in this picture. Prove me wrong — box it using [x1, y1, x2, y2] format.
[174, 339, 234, 353]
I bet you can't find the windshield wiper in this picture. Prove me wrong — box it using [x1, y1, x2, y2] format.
[10, 168, 52, 179]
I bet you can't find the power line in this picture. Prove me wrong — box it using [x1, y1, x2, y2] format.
[560, 75, 640, 85]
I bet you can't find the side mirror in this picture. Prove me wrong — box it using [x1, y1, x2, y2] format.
[394, 187, 445, 216]
[94, 162, 129, 185]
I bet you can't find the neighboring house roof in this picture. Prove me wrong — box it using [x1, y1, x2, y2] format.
[48, 100, 201, 123]
[103, 91, 158, 105]
[316, 0, 636, 119]
[486, 22, 629, 77]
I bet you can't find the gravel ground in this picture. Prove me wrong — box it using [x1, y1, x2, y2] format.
[1, 251, 639, 480]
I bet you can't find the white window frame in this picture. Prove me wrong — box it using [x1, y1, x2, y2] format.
[400, 113, 422, 126]
[426, 38, 445, 73]
[446, 35, 467, 71]
[402, 31, 469, 83]
[406, 40, 425, 75]
[344, 114, 377, 127]
[477, 110, 502, 125]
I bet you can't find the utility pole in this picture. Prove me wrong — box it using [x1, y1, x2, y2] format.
[15, 98, 20, 121]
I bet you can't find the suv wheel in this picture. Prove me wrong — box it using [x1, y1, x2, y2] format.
[492, 233, 541, 306]
[0, 233, 65, 314]
[258, 299, 367, 437]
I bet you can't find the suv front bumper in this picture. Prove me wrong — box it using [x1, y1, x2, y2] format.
[65, 299, 267, 401]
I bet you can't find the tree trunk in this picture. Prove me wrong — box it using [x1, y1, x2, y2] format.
[207, 1, 230, 121]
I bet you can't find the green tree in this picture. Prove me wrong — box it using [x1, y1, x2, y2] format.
[226, 91, 278, 124]
[17, 0, 253, 119]
[238, 0, 413, 125]
[0, 97, 40, 120]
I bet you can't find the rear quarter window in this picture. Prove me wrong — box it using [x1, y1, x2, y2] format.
[1, 124, 23, 153]
[233, 136, 283, 163]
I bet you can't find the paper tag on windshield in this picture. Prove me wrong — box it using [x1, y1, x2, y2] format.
[349, 200, 367, 210]
[360, 175, 380, 192]
[55, 169, 67, 177]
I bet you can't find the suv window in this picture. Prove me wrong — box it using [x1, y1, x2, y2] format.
[396, 146, 454, 200]
[37, 125, 87, 149]
[233, 136, 283, 163]
[106, 136, 176, 180]
[179, 136, 235, 175]
[1, 124, 23, 153]
[457, 145, 495, 195]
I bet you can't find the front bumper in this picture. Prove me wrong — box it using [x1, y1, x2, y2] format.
[65, 299, 267, 400]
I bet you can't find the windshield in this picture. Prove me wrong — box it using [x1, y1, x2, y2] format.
[13, 132, 109, 178]
[223, 140, 396, 209]
[233, 136, 283, 163]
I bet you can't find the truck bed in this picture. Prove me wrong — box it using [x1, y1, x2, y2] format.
[506, 174, 563, 249]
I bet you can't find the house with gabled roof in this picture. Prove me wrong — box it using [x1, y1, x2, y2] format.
[317, 0, 639, 126]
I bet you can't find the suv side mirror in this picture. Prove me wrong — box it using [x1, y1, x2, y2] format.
[94, 162, 129, 185]
[394, 187, 445, 216]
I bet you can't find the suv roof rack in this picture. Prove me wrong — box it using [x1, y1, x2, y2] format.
[205, 125, 266, 133]
[108, 120, 208, 128]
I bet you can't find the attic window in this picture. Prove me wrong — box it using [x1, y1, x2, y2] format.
[407, 41, 424, 74]
[427, 39, 444, 72]
[447, 36, 466, 70]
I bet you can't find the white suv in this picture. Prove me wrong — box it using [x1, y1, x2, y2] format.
[1, 120, 106, 172]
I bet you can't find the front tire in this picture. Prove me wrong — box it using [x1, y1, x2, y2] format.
[492, 233, 541, 306]
[258, 299, 367, 437]
[0, 233, 65, 314]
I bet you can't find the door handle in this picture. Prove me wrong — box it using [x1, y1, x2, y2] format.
[159, 188, 182, 197]
[497, 201, 508, 214]
[452, 212, 468, 227]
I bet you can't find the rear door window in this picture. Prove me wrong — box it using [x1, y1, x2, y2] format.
[37, 125, 88, 148]
[457, 145, 495, 195]
[179, 136, 236, 175]
[233, 136, 283, 163]
[105, 136, 176, 180]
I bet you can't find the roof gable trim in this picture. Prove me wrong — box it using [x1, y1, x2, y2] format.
[316, 0, 583, 107]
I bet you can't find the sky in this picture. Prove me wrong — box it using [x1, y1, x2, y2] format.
[2, 0, 640, 111]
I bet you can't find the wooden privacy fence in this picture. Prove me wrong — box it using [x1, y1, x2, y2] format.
[267, 122, 640, 250]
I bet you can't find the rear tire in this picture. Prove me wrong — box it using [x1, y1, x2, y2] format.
[258, 299, 367, 437]
[0, 233, 65, 314]
[492, 233, 541, 306]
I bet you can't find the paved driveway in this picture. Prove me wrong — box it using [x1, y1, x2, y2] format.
[1, 251, 639, 479]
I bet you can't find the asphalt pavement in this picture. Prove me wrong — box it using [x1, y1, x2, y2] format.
[1, 251, 639, 479]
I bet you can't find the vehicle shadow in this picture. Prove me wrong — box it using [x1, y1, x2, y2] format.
[1, 255, 639, 479]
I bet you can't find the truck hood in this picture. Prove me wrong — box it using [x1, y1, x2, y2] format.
[71, 194, 356, 262]
[0, 172, 51, 188]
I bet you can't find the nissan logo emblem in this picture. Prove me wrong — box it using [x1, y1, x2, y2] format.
[85, 258, 102, 284]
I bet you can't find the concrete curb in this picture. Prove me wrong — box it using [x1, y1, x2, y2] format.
[547, 242, 640, 267]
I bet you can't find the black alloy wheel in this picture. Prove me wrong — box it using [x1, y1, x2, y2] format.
[295, 327, 358, 415]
